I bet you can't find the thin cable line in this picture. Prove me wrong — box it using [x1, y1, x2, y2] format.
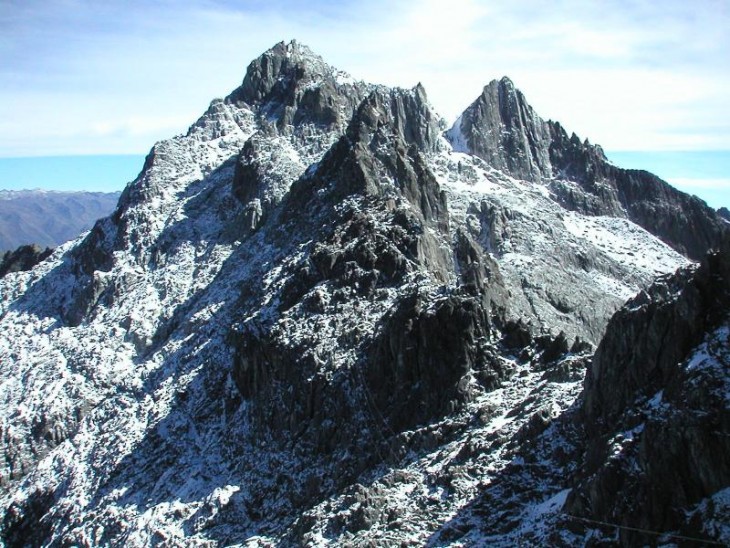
[560, 513, 726, 546]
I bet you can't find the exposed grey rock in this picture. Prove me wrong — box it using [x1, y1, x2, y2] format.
[230, 41, 374, 230]
[449, 77, 553, 182]
[305, 85, 446, 203]
[566, 241, 730, 545]
[230, 40, 370, 136]
[1, 40, 726, 548]
[0, 244, 52, 278]
[229, 84, 507, 458]
[368, 292, 504, 432]
[584, 242, 730, 427]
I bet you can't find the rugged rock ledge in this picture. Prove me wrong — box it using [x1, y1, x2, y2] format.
[0, 244, 53, 278]
[566, 240, 730, 545]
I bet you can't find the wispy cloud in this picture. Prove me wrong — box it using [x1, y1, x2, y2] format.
[669, 178, 730, 191]
[1, 0, 728, 156]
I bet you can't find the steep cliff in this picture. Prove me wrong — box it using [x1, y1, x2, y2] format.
[565, 241, 730, 545]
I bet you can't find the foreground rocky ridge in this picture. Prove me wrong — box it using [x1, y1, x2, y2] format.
[566, 243, 730, 545]
[0, 41, 726, 546]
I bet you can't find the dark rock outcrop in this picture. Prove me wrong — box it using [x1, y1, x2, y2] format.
[583, 243, 730, 427]
[286, 85, 453, 278]
[449, 78, 728, 260]
[368, 293, 504, 432]
[449, 77, 552, 183]
[229, 40, 369, 134]
[229, 85, 509, 463]
[307, 85, 445, 202]
[566, 241, 730, 545]
[230, 40, 374, 231]
[550, 167, 727, 261]
[0, 244, 53, 278]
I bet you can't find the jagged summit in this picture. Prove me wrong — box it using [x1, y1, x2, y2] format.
[235, 40, 342, 103]
[447, 76, 553, 182]
[0, 40, 727, 546]
[227, 39, 370, 134]
[446, 75, 727, 260]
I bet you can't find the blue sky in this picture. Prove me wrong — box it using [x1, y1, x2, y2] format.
[0, 0, 728, 207]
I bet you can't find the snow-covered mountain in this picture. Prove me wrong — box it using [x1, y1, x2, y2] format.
[0, 190, 121, 253]
[0, 40, 727, 546]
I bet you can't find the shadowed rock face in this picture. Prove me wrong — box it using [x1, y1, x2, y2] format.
[306, 86, 447, 228]
[0, 244, 53, 278]
[584, 242, 730, 427]
[451, 77, 554, 183]
[368, 292, 505, 432]
[230, 40, 370, 134]
[449, 77, 728, 260]
[566, 240, 730, 545]
[230, 41, 374, 233]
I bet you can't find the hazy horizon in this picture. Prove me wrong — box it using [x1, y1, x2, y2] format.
[0, 150, 727, 209]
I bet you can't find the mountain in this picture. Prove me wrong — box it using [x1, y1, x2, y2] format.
[0, 190, 121, 253]
[447, 77, 725, 261]
[0, 40, 727, 546]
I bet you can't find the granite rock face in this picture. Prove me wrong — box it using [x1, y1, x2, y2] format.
[229, 84, 506, 463]
[230, 41, 374, 232]
[449, 77, 553, 183]
[584, 241, 730, 426]
[0, 40, 727, 547]
[566, 240, 730, 545]
[232, 40, 367, 133]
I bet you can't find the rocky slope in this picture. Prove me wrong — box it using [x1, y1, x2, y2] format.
[0, 190, 120, 253]
[0, 41, 726, 546]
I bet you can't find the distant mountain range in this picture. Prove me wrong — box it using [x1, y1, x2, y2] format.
[0, 190, 120, 252]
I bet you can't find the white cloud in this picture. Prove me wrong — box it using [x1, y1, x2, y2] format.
[668, 178, 730, 191]
[0, 0, 728, 156]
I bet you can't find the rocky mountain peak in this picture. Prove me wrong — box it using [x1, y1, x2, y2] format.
[447, 77, 728, 260]
[447, 76, 553, 182]
[229, 40, 369, 133]
[344, 85, 442, 154]
[236, 40, 328, 103]
[286, 84, 450, 241]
